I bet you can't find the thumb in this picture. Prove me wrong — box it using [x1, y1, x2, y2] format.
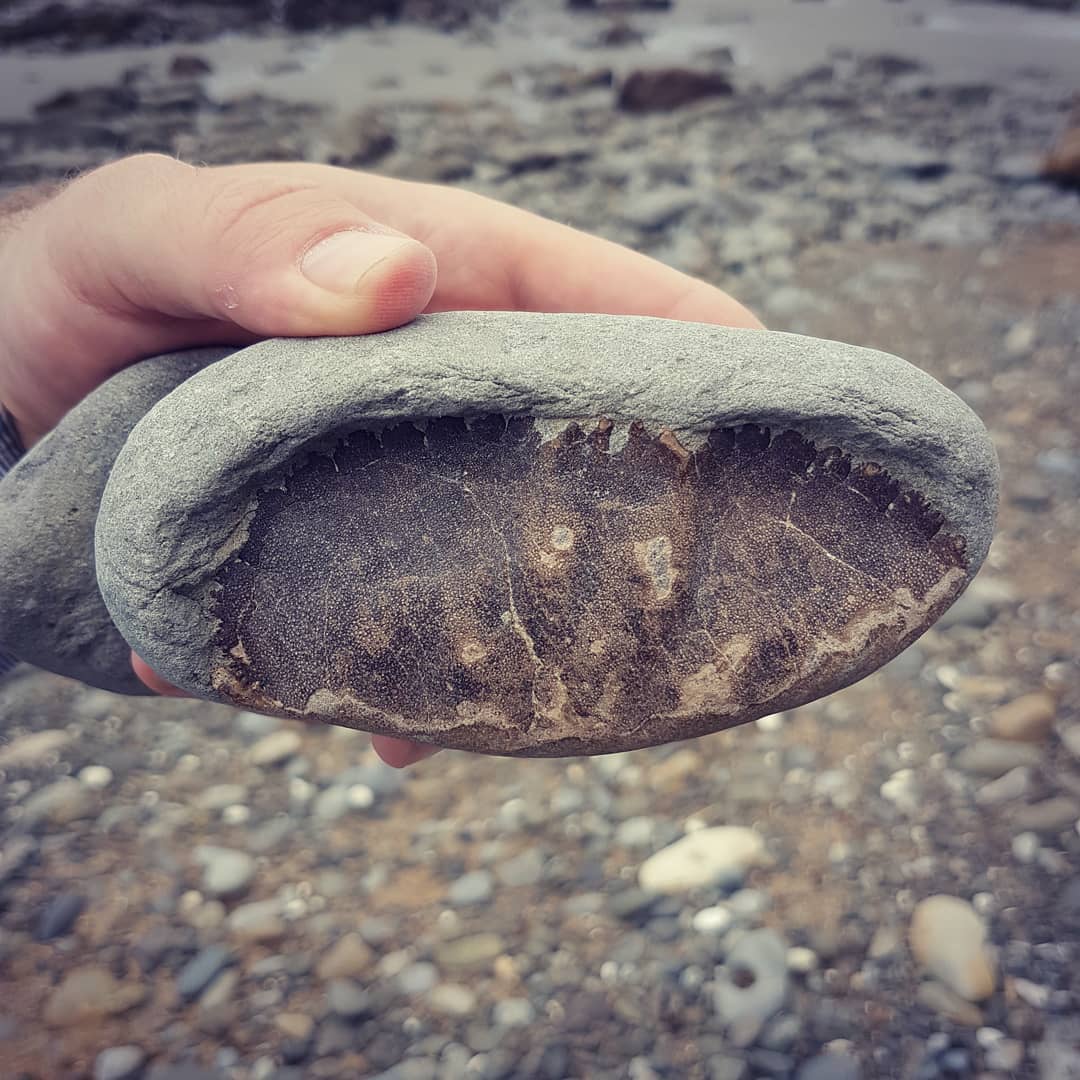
[0, 155, 437, 442]
[51, 155, 438, 336]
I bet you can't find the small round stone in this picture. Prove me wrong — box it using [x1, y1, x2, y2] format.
[640, 826, 768, 893]
[493, 998, 536, 1028]
[78, 765, 114, 790]
[248, 729, 302, 767]
[787, 946, 820, 974]
[692, 906, 735, 935]
[194, 846, 256, 898]
[93, 1045, 146, 1080]
[909, 895, 995, 1001]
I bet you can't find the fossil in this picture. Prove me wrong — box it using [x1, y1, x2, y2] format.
[0, 313, 998, 755]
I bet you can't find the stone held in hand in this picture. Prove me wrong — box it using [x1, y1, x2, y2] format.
[1, 311, 997, 756]
[94, 312, 995, 755]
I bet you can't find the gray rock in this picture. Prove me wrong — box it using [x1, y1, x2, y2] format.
[0, 729, 72, 769]
[0, 836, 37, 885]
[226, 899, 285, 942]
[797, 1054, 861, 1080]
[1036, 1018, 1080, 1080]
[615, 816, 657, 848]
[448, 870, 495, 906]
[708, 1053, 749, 1080]
[177, 945, 233, 1000]
[312, 786, 350, 822]
[397, 961, 439, 995]
[835, 133, 948, 175]
[248, 729, 301, 766]
[495, 848, 545, 887]
[493, 997, 536, 1028]
[315, 1016, 356, 1055]
[954, 739, 1042, 778]
[94, 1045, 147, 1080]
[0, 347, 233, 692]
[326, 978, 372, 1019]
[194, 846, 256, 898]
[974, 766, 1031, 806]
[713, 928, 790, 1046]
[435, 933, 505, 970]
[1014, 797, 1080, 834]
[913, 206, 994, 247]
[36, 892, 86, 940]
[21, 777, 93, 827]
[92, 315, 996, 755]
[620, 188, 698, 231]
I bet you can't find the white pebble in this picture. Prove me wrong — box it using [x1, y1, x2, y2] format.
[755, 712, 786, 733]
[78, 765, 113, 790]
[787, 946, 819, 973]
[222, 804, 250, 826]
[1011, 832, 1040, 863]
[639, 827, 768, 893]
[1012, 977, 1050, 1008]
[346, 784, 375, 810]
[692, 906, 734, 935]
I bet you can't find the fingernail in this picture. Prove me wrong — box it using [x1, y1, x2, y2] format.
[300, 230, 409, 294]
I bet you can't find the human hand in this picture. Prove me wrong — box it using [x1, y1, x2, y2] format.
[0, 154, 762, 766]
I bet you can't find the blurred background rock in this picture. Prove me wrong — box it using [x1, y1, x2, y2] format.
[0, 1, 1079, 1077]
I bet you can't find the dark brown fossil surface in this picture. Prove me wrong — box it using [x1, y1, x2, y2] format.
[209, 415, 967, 755]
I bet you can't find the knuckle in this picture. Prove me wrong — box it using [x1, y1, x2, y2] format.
[56, 154, 195, 230]
[78, 152, 193, 197]
[202, 174, 329, 256]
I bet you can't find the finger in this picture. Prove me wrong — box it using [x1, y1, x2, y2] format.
[261, 164, 764, 328]
[131, 651, 190, 697]
[371, 735, 440, 769]
[135, 649, 440, 766]
[3, 155, 437, 441]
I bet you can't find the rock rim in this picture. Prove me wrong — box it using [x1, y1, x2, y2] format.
[0, 347, 233, 693]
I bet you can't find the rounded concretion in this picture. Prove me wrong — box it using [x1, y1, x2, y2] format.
[95, 312, 999, 755]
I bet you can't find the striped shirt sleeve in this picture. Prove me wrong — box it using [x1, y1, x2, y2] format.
[0, 406, 25, 678]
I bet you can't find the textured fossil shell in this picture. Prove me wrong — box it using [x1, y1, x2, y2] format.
[91, 312, 997, 755]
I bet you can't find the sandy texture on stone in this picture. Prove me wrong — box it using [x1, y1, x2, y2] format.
[0, 348, 234, 692]
[95, 312, 998, 753]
